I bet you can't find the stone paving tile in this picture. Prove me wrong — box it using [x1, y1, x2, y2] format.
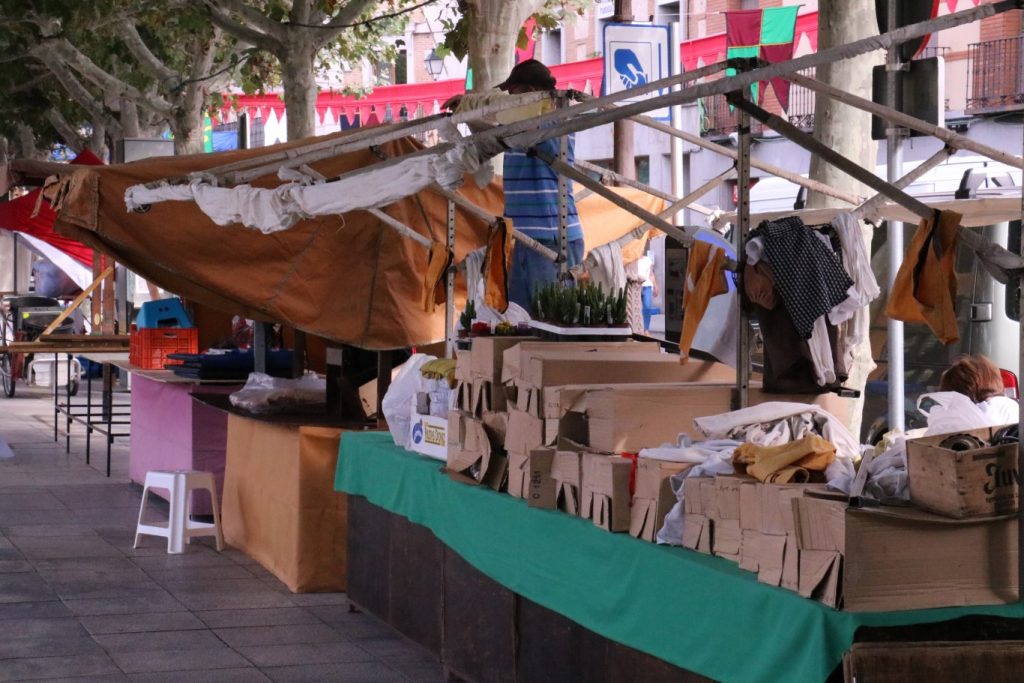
[356, 637, 437, 664]
[261, 661, 410, 683]
[0, 492, 66, 512]
[130, 549, 239, 571]
[387, 661, 447, 683]
[79, 611, 208, 635]
[93, 628, 227, 653]
[107, 646, 253, 675]
[0, 600, 72, 620]
[32, 556, 140, 576]
[1, 523, 99, 538]
[0, 572, 57, 603]
[0, 508, 79, 526]
[63, 591, 186, 617]
[2, 616, 88, 640]
[195, 607, 322, 629]
[214, 623, 346, 648]
[144, 564, 257, 583]
[0, 559, 33, 573]
[313, 609, 404, 640]
[287, 591, 352, 607]
[0, 634, 106, 660]
[9, 535, 124, 560]
[129, 667, 272, 683]
[0, 653, 122, 682]
[235, 642, 375, 668]
[50, 484, 148, 509]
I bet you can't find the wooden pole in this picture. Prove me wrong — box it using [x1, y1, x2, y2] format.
[38, 266, 114, 337]
[574, 159, 678, 203]
[735, 90, 752, 411]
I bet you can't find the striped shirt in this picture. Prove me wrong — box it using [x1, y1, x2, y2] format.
[503, 135, 583, 242]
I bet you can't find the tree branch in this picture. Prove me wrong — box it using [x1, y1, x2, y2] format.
[202, 0, 286, 48]
[118, 19, 178, 87]
[31, 48, 124, 139]
[45, 110, 86, 152]
[317, 0, 378, 42]
[41, 37, 176, 116]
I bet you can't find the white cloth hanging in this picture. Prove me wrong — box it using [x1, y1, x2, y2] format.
[828, 212, 880, 329]
[584, 241, 627, 294]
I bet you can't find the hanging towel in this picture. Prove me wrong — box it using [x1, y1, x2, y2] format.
[732, 434, 837, 484]
[885, 209, 961, 344]
[585, 241, 627, 295]
[483, 218, 513, 313]
[423, 241, 452, 313]
[463, 247, 486, 304]
[680, 242, 728, 360]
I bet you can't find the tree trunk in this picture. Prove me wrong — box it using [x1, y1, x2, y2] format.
[171, 109, 205, 155]
[465, 0, 545, 91]
[120, 97, 141, 138]
[90, 121, 108, 161]
[280, 43, 319, 141]
[807, 0, 881, 438]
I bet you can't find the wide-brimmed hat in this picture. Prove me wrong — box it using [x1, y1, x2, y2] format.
[497, 59, 557, 91]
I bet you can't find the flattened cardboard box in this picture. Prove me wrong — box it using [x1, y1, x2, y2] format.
[446, 411, 507, 490]
[454, 350, 472, 382]
[500, 341, 663, 385]
[792, 496, 1020, 611]
[907, 424, 1019, 518]
[507, 452, 530, 499]
[682, 514, 711, 553]
[581, 453, 632, 532]
[629, 458, 693, 542]
[552, 447, 584, 515]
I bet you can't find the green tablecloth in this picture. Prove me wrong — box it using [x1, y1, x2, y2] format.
[335, 431, 1024, 683]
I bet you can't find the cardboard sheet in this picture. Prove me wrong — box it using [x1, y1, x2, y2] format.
[221, 413, 348, 592]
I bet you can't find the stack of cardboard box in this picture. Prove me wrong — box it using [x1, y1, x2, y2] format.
[679, 472, 1020, 611]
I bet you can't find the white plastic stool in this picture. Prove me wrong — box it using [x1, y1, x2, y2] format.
[134, 470, 224, 554]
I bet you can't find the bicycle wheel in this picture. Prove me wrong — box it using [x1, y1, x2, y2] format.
[0, 353, 14, 398]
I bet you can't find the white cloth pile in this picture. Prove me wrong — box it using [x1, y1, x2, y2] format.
[654, 402, 859, 545]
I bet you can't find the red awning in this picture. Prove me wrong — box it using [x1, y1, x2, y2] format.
[0, 149, 103, 266]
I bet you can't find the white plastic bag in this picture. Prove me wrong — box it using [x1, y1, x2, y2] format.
[918, 391, 992, 435]
[381, 354, 435, 449]
[229, 372, 327, 414]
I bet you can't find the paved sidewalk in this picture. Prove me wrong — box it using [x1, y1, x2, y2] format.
[0, 385, 442, 683]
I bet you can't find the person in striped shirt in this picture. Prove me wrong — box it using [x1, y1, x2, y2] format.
[444, 60, 583, 309]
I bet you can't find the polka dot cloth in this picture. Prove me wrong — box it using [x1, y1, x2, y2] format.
[749, 216, 853, 340]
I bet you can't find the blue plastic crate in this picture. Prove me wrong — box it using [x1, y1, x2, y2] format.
[136, 297, 192, 329]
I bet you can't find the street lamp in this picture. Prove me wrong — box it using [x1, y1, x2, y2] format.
[424, 49, 444, 81]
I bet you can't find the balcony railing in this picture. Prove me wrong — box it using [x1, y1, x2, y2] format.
[699, 68, 817, 138]
[699, 46, 953, 138]
[966, 36, 1024, 114]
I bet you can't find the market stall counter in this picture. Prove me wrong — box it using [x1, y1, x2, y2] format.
[335, 432, 1024, 683]
[211, 395, 366, 593]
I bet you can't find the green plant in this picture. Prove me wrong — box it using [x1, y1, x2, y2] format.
[531, 282, 628, 327]
[460, 300, 476, 331]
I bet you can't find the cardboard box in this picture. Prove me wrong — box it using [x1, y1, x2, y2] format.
[504, 409, 549, 457]
[555, 384, 736, 453]
[682, 514, 711, 553]
[683, 476, 707, 515]
[581, 453, 633, 532]
[552, 446, 584, 515]
[408, 414, 449, 460]
[708, 475, 746, 522]
[454, 350, 472, 382]
[792, 497, 1020, 611]
[907, 425, 1019, 518]
[469, 336, 539, 383]
[527, 449, 557, 509]
[500, 341, 663, 384]
[739, 529, 762, 572]
[711, 519, 741, 562]
[502, 344, 734, 390]
[629, 458, 692, 542]
[508, 452, 530, 499]
[446, 411, 507, 489]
